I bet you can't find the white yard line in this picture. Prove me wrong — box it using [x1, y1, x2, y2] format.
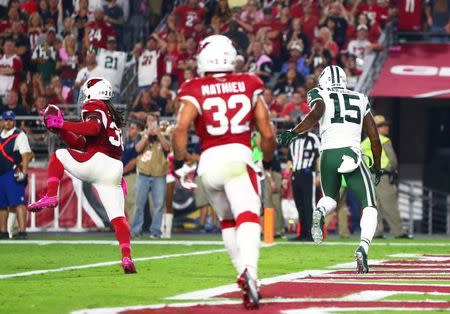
[2, 240, 450, 247]
[0, 248, 226, 280]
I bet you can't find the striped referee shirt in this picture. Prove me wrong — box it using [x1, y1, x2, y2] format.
[288, 132, 320, 171]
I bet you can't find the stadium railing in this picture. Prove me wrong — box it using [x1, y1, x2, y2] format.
[399, 182, 450, 236]
[355, 18, 396, 96]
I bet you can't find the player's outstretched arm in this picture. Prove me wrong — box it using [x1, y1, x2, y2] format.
[172, 100, 198, 163]
[292, 100, 325, 134]
[254, 95, 276, 163]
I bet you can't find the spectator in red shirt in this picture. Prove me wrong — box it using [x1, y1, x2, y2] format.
[254, 7, 283, 61]
[300, 3, 320, 44]
[161, 33, 179, 83]
[347, 13, 381, 42]
[357, 0, 389, 28]
[173, 0, 206, 37]
[263, 88, 282, 118]
[318, 26, 339, 62]
[0, 39, 23, 102]
[177, 37, 197, 85]
[290, 0, 321, 18]
[280, 92, 309, 122]
[84, 6, 115, 49]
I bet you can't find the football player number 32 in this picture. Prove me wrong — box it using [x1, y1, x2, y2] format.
[203, 95, 251, 136]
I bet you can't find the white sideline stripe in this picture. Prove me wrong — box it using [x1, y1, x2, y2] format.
[0, 249, 226, 280]
[2, 240, 450, 247]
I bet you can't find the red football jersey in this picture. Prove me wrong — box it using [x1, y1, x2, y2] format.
[85, 21, 115, 48]
[81, 100, 123, 160]
[174, 4, 206, 36]
[177, 73, 264, 152]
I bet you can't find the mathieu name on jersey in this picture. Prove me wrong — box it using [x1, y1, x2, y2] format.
[80, 100, 123, 160]
[177, 73, 264, 152]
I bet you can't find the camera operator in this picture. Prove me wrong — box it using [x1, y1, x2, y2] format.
[131, 112, 170, 239]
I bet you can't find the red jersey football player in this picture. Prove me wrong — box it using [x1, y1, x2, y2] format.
[27, 77, 136, 274]
[172, 35, 276, 309]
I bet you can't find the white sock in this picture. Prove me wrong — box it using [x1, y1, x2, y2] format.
[316, 196, 337, 216]
[7, 212, 16, 238]
[164, 213, 173, 238]
[359, 206, 378, 254]
[222, 227, 242, 275]
[236, 222, 261, 279]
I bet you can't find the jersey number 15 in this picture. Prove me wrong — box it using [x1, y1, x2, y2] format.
[329, 93, 361, 124]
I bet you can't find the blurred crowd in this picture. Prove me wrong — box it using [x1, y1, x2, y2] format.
[0, 0, 400, 136]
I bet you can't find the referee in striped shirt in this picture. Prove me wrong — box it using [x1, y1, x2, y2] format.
[287, 131, 320, 241]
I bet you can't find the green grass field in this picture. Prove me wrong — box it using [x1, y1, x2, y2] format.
[2, 234, 450, 314]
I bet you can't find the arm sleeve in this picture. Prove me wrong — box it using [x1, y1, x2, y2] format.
[307, 88, 324, 108]
[14, 132, 32, 154]
[59, 129, 86, 150]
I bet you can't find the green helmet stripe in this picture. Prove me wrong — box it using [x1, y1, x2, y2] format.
[330, 66, 335, 84]
[335, 66, 340, 84]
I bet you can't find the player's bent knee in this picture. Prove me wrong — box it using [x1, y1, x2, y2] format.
[236, 211, 260, 228]
[317, 196, 337, 213]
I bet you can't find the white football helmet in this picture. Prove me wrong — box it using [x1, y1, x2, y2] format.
[318, 65, 347, 89]
[78, 77, 113, 105]
[196, 35, 237, 76]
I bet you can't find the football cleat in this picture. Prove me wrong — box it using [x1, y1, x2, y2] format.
[121, 257, 137, 274]
[27, 195, 58, 212]
[237, 269, 260, 309]
[311, 209, 325, 244]
[355, 246, 369, 274]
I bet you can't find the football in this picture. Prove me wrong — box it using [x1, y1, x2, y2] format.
[42, 104, 62, 132]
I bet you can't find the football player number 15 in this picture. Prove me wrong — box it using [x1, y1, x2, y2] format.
[329, 92, 361, 124]
[203, 94, 251, 136]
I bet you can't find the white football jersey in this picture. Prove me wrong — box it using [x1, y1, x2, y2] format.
[137, 49, 159, 87]
[307, 87, 371, 151]
[96, 49, 128, 92]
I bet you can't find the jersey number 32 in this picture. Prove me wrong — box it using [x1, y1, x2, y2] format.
[203, 94, 251, 136]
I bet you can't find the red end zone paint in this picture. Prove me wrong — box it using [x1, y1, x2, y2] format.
[220, 281, 450, 299]
[120, 301, 450, 314]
